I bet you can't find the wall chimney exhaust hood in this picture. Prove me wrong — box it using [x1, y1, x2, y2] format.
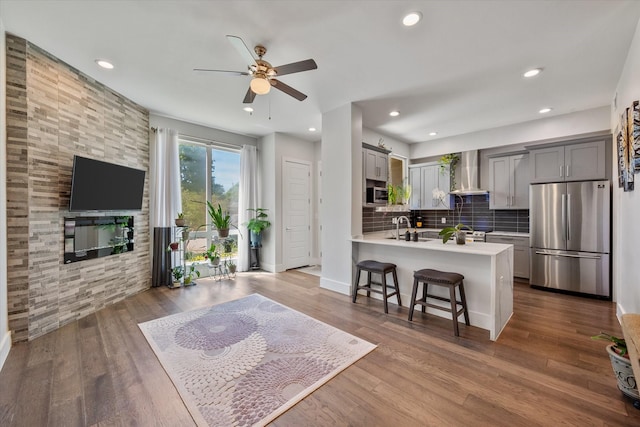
[449, 150, 489, 195]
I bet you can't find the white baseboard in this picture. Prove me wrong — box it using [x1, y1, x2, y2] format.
[320, 277, 351, 295]
[0, 330, 11, 371]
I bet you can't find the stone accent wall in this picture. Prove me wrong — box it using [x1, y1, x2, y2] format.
[5, 35, 151, 342]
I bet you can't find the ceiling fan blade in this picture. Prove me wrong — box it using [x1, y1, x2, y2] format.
[193, 68, 250, 76]
[274, 59, 317, 77]
[243, 87, 257, 104]
[271, 79, 307, 101]
[226, 35, 257, 66]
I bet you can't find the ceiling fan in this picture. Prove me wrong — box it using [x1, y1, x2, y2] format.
[195, 35, 318, 104]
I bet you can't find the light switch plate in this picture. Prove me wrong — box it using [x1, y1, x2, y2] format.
[441, 217, 446, 224]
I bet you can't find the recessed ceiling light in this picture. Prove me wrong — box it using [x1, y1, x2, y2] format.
[429, 132, 438, 136]
[523, 68, 542, 78]
[243, 107, 254, 113]
[402, 12, 422, 26]
[308, 127, 317, 132]
[95, 59, 114, 69]
[389, 111, 400, 117]
[539, 107, 552, 114]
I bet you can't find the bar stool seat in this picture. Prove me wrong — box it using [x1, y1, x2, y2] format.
[408, 268, 470, 336]
[352, 260, 401, 313]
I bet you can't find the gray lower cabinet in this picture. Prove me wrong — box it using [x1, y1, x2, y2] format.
[486, 235, 530, 279]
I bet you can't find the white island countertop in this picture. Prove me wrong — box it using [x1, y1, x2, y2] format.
[350, 231, 514, 341]
[353, 232, 512, 256]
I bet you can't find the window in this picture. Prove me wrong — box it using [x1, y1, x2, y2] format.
[179, 141, 241, 261]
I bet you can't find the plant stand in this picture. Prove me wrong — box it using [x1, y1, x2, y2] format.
[250, 246, 261, 270]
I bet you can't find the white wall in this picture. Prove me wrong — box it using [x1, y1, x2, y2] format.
[611, 17, 640, 316]
[0, 16, 12, 370]
[149, 114, 257, 148]
[258, 134, 276, 270]
[259, 132, 316, 272]
[362, 128, 410, 159]
[410, 106, 611, 159]
[320, 104, 362, 294]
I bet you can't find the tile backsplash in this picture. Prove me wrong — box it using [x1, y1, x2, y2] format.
[362, 195, 529, 233]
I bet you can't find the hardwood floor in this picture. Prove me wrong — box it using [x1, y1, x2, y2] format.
[1, 271, 639, 426]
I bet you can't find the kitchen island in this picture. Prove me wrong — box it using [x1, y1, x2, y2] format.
[351, 232, 514, 340]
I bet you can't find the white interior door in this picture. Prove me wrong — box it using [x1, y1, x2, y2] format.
[283, 158, 311, 269]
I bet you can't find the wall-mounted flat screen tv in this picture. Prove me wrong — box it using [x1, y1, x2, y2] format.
[69, 156, 145, 211]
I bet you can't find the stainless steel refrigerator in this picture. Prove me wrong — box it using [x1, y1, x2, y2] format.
[530, 180, 611, 298]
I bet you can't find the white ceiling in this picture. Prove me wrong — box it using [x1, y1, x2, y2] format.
[2, 1, 640, 144]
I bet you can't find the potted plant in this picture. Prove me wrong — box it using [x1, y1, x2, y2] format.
[167, 241, 180, 251]
[246, 208, 271, 248]
[207, 202, 232, 238]
[592, 332, 639, 399]
[205, 243, 220, 266]
[439, 223, 472, 245]
[183, 264, 200, 285]
[226, 259, 237, 275]
[175, 212, 186, 227]
[438, 153, 460, 191]
[171, 266, 184, 287]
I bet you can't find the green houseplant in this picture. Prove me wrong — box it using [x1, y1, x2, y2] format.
[246, 208, 270, 248]
[183, 264, 200, 285]
[207, 202, 232, 238]
[438, 153, 460, 191]
[175, 212, 186, 227]
[439, 223, 472, 245]
[205, 243, 221, 266]
[171, 266, 184, 287]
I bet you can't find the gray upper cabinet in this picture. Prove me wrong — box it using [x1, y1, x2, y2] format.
[364, 148, 388, 182]
[489, 153, 529, 209]
[409, 166, 422, 209]
[408, 163, 451, 210]
[529, 140, 605, 183]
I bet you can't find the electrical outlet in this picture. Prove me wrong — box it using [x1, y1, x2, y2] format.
[441, 217, 446, 224]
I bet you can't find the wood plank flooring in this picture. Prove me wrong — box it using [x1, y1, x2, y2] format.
[1, 270, 639, 426]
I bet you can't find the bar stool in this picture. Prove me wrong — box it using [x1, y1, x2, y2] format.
[408, 268, 470, 336]
[352, 260, 401, 314]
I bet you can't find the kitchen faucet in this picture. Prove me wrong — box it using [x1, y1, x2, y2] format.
[396, 216, 411, 240]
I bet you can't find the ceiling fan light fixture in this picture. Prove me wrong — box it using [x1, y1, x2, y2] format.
[403, 12, 422, 27]
[250, 76, 271, 95]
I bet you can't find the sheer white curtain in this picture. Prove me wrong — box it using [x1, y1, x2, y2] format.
[149, 128, 182, 228]
[238, 145, 258, 271]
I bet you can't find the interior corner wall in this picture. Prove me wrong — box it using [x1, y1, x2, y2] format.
[611, 16, 640, 316]
[258, 134, 276, 271]
[320, 104, 362, 294]
[1, 21, 12, 367]
[5, 35, 151, 342]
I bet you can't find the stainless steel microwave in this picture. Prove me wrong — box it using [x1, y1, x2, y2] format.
[366, 187, 388, 204]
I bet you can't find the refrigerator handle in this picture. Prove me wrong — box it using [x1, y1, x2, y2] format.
[561, 194, 567, 241]
[567, 194, 571, 241]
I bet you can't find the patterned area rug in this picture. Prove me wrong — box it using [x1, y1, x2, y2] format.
[139, 293, 376, 426]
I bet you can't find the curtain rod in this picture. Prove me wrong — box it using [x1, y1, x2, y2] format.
[150, 127, 246, 151]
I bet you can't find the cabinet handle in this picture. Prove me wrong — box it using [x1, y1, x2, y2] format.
[560, 165, 564, 177]
[566, 165, 570, 177]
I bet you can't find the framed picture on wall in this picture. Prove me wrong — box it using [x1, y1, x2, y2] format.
[633, 100, 640, 173]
